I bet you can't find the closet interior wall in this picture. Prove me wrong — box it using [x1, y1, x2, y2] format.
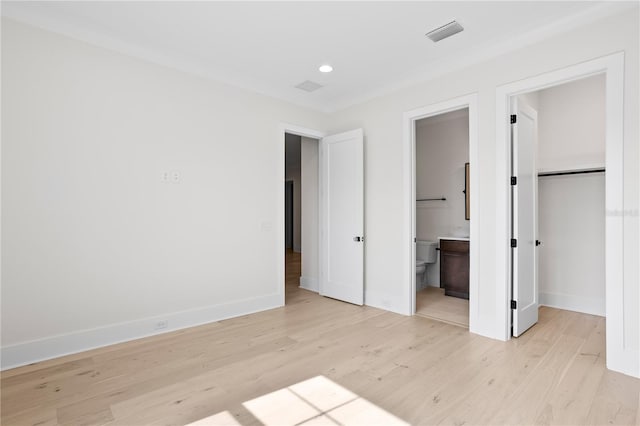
[519, 74, 606, 316]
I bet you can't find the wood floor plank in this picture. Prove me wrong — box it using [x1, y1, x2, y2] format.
[586, 365, 640, 425]
[415, 287, 469, 328]
[1, 250, 638, 426]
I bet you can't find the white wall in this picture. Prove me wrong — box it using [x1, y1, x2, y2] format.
[537, 74, 606, 172]
[1, 19, 326, 368]
[285, 133, 302, 252]
[300, 137, 319, 292]
[538, 173, 605, 316]
[415, 109, 469, 287]
[533, 74, 606, 317]
[325, 9, 638, 376]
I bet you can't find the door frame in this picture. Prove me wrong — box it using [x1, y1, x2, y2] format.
[278, 124, 325, 306]
[495, 53, 626, 373]
[402, 93, 479, 328]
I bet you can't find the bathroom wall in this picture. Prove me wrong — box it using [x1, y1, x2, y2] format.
[415, 109, 469, 288]
[534, 74, 606, 316]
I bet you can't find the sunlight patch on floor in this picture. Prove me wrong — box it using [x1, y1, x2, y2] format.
[185, 375, 409, 426]
[186, 410, 241, 426]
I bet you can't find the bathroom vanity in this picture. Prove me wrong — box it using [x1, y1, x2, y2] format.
[439, 238, 470, 299]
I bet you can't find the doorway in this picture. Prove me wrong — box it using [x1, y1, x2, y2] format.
[509, 74, 606, 337]
[403, 93, 479, 329]
[496, 52, 627, 374]
[278, 124, 365, 308]
[283, 131, 319, 304]
[413, 108, 470, 328]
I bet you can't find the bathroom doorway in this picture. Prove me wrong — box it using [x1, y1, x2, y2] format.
[413, 108, 471, 328]
[404, 93, 478, 329]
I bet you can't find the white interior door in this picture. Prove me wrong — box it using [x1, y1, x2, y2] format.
[511, 99, 539, 337]
[320, 129, 364, 305]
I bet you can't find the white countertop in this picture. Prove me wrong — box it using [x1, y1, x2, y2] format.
[438, 236, 470, 241]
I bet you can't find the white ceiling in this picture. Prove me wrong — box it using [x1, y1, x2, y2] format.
[1, 1, 631, 112]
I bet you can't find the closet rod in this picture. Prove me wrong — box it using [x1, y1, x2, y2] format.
[538, 168, 605, 177]
[417, 197, 446, 201]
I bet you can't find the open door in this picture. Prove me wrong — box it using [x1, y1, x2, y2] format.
[511, 99, 539, 337]
[320, 129, 364, 305]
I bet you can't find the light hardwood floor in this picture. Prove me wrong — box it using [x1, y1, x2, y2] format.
[415, 287, 469, 328]
[1, 250, 638, 425]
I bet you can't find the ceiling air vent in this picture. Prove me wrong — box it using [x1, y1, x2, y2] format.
[295, 80, 323, 92]
[426, 20, 464, 42]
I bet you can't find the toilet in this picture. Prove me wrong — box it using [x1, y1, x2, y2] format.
[416, 240, 438, 287]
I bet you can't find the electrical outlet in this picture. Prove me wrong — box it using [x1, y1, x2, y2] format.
[154, 320, 168, 330]
[162, 171, 180, 183]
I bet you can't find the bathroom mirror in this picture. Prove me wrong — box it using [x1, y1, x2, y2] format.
[465, 163, 470, 220]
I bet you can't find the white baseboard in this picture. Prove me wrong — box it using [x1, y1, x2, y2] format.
[1, 292, 282, 371]
[539, 291, 605, 317]
[364, 289, 406, 316]
[299, 276, 318, 292]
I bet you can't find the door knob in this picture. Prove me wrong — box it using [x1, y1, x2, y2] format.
[353, 236, 364, 242]
[535, 240, 542, 246]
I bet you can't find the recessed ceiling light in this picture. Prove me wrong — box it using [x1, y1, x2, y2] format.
[319, 64, 333, 73]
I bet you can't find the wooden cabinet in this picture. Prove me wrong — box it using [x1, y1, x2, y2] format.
[439, 239, 469, 299]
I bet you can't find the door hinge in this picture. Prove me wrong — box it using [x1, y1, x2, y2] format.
[511, 300, 517, 309]
[510, 114, 517, 124]
[511, 176, 517, 185]
[511, 238, 517, 248]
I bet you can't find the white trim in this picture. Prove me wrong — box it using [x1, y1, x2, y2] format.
[539, 292, 605, 318]
[495, 52, 634, 376]
[402, 94, 479, 333]
[1, 292, 281, 370]
[278, 124, 325, 306]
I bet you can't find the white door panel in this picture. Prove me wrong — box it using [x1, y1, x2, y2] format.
[511, 99, 538, 337]
[320, 129, 364, 305]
